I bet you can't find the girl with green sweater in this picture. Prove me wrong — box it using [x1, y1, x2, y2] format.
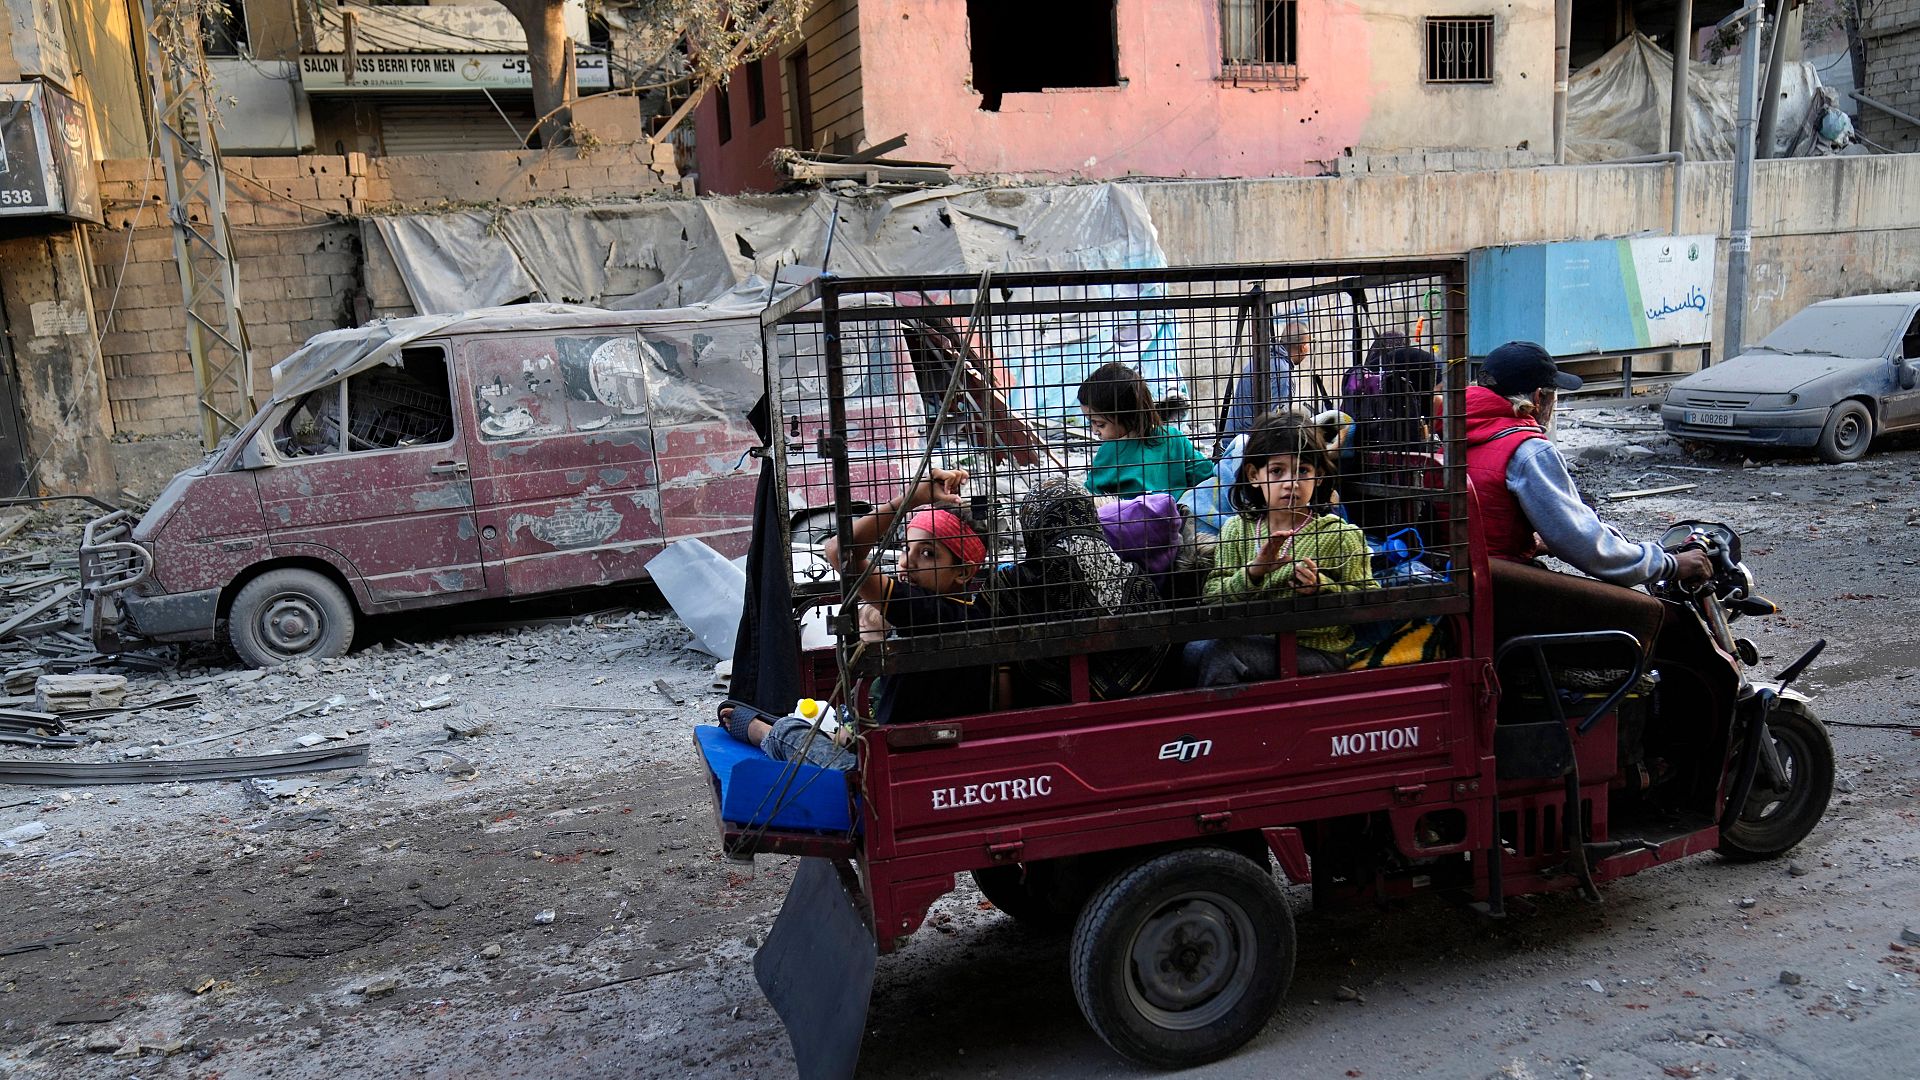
[1187, 411, 1378, 682]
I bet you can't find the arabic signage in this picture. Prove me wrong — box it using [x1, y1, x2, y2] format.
[298, 52, 611, 92]
[0, 82, 99, 223]
[1467, 235, 1718, 357]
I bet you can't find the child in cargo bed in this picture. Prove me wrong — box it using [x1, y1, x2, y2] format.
[1186, 411, 1378, 683]
[718, 466, 992, 768]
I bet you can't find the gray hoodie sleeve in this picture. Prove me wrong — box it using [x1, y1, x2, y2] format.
[1506, 439, 1677, 586]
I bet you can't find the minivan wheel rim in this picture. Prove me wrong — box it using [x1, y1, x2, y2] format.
[260, 593, 323, 655]
[1124, 891, 1257, 1031]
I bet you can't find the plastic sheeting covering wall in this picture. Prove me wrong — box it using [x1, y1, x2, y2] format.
[371, 184, 1166, 316]
[1566, 32, 1821, 163]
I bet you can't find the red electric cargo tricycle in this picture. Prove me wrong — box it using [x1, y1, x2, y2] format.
[697, 261, 1834, 1077]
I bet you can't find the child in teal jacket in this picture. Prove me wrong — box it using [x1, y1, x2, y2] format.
[1077, 362, 1213, 497]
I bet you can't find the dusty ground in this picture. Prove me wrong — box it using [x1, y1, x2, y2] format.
[2, 401, 1918, 1080]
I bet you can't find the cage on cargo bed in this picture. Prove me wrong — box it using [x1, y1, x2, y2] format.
[760, 261, 1473, 704]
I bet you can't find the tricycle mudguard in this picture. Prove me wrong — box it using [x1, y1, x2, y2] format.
[755, 857, 876, 1080]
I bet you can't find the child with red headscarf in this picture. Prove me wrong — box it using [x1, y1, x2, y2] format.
[720, 466, 993, 767]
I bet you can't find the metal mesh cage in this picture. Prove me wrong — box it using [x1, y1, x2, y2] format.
[763, 260, 1473, 696]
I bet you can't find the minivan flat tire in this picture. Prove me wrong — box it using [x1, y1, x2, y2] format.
[228, 568, 356, 669]
[1070, 846, 1293, 1069]
[1816, 401, 1872, 464]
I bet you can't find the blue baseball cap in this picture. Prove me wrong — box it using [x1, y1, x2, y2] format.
[1484, 341, 1582, 394]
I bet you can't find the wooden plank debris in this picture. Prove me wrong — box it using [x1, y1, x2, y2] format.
[1603, 483, 1698, 501]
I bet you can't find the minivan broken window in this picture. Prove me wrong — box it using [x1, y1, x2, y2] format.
[276, 346, 454, 457]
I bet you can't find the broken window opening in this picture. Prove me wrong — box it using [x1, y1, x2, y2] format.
[716, 81, 734, 143]
[1425, 16, 1494, 84]
[787, 48, 815, 150]
[277, 347, 454, 459]
[1220, 0, 1298, 85]
[202, 0, 249, 58]
[746, 58, 767, 125]
[967, 0, 1119, 113]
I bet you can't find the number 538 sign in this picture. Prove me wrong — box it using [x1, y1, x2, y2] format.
[0, 81, 100, 223]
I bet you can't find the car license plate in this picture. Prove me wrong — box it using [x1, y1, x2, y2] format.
[1684, 410, 1736, 427]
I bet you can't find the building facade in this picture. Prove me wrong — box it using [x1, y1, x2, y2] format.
[696, 0, 1561, 193]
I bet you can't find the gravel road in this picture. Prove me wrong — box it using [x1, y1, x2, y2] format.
[1, 404, 1916, 1080]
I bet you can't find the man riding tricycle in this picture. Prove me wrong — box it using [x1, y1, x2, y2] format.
[693, 261, 1833, 1077]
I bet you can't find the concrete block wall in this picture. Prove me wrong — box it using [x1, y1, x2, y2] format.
[1861, 0, 1920, 152]
[90, 143, 681, 437]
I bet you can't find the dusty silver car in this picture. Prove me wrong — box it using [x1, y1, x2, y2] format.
[1662, 293, 1920, 463]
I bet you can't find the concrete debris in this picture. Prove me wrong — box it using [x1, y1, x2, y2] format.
[533, 909, 556, 925]
[413, 694, 455, 711]
[1582, 979, 1605, 993]
[1779, 970, 1804, 985]
[480, 943, 502, 960]
[1901, 927, 1920, 946]
[354, 977, 400, 998]
[1333, 985, 1362, 1002]
[443, 715, 490, 739]
[0, 821, 50, 848]
[34, 674, 127, 714]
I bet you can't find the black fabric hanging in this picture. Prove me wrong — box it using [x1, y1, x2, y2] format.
[730, 394, 801, 713]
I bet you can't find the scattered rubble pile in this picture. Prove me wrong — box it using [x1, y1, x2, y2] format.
[0, 602, 711, 816]
[0, 501, 93, 652]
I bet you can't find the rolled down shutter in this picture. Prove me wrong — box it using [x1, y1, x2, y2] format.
[377, 98, 533, 155]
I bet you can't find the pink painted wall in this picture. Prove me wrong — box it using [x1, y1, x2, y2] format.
[855, 0, 1555, 180]
[860, 0, 1376, 178]
[694, 53, 787, 194]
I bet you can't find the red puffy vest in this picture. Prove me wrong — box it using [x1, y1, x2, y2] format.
[1463, 386, 1548, 562]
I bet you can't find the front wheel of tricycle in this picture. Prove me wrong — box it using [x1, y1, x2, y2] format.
[1069, 847, 1294, 1069]
[1718, 698, 1834, 861]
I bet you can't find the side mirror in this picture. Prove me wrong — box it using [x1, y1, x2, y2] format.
[1900, 361, 1918, 392]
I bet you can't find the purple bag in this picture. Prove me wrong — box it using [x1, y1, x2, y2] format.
[1099, 493, 1183, 581]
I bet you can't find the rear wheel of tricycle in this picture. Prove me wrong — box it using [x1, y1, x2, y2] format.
[1719, 698, 1834, 861]
[1069, 847, 1294, 1069]
[228, 568, 357, 669]
[971, 865, 1078, 932]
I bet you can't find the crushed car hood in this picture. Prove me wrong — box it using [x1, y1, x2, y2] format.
[1673, 351, 1881, 395]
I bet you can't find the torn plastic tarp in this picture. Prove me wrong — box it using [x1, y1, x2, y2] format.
[267, 288, 783, 406]
[370, 183, 1164, 315]
[370, 183, 1178, 427]
[1566, 32, 1821, 163]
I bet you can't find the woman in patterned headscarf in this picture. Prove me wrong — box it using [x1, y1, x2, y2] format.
[988, 477, 1169, 704]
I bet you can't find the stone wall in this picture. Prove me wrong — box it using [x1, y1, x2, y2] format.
[91, 142, 680, 437]
[1861, 0, 1920, 152]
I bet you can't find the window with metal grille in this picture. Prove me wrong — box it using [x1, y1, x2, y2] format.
[1220, 0, 1298, 85]
[1426, 16, 1494, 84]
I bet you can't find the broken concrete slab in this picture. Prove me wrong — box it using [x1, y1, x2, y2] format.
[33, 674, 126, 714]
